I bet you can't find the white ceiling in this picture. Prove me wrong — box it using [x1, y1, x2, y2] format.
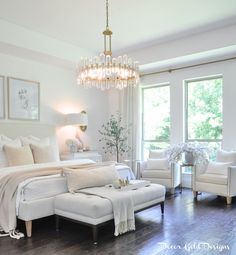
[0, 0, 236, 54]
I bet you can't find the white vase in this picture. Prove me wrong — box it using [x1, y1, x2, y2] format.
[185, 151, 195, 164]
[70, 144, 77, 153]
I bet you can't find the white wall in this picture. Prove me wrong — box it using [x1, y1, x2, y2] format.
[127, 23, 236, 65]
[0, 53, 109, 154]
[0, 19, 93, 67]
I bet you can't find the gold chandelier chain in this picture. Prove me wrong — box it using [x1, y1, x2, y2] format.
[106, 0, 109, 29]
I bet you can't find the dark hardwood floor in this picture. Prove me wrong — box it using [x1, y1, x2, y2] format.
[1, 189, 236, 255]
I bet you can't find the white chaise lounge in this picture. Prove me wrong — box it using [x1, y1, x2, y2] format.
[54, 183, 165, 243]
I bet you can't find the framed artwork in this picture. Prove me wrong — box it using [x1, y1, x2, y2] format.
[0, 76, 4, 119]
[8, 77, 40, 120]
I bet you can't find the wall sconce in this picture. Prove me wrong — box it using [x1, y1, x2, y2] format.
[64, 111, 88, 132]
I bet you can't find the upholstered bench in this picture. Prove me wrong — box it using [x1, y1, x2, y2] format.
[54, 183, 165, 243]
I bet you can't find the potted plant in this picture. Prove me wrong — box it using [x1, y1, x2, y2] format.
[98, 113, 130, 162]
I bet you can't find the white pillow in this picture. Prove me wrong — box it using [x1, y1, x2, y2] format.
[4, 145, 34, 166]
[146, 158, 169, 170]
[216, 150, 236, 163]
[0, 137, 22, 168]
[20, 135, 60, 162]
[64, 165, 119, 193]
[149, 150, 166, 159]
[20, 136, 50, 146]
[30, 144, 58, 164]
[205, 161, 233, 175]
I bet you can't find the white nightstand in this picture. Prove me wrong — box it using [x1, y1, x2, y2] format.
[60, 151, 102, 162]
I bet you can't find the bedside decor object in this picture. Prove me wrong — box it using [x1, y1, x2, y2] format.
[77, 0, 139, 90]
[64, 111, 88, 149]
[65, 139, 82, 153]
[98, 112, 130, 162]
[60, 151, 102, 162]
[7, 77, 40, 120]
[0, 76, 4, 119]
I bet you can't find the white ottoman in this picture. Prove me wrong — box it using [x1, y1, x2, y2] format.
[54, 184, 165, 243]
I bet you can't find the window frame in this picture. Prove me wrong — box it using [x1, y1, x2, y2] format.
[184, 75, 223, 144]
[141, 82, 170, 159]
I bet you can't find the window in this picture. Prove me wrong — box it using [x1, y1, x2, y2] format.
[142, 84, 170, 159]
[185, 76, 223, 160]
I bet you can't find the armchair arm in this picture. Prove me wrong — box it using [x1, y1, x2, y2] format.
[228, 166, 236, 196]
[192, 163, 208, 191]
[195, 163, 208, 176]
[137, 161, 147, 179]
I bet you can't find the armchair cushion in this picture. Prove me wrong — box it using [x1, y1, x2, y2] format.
[197, 173, 228, 185]
[149, 150, 166, 159]
[216, 150, 236, 163]
[205, 161, 232, 175]
[141, 170, 171, 179]
[146, 158, 169, 170]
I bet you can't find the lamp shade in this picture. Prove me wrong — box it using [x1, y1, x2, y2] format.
[64, 112, 88, 126]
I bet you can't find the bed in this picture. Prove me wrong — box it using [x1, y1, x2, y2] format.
[0, 122, 135, 239]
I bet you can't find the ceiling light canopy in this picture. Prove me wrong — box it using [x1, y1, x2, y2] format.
[77, 0, 139, 90]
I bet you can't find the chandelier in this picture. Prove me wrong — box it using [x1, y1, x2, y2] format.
[77, 0, 139, 90]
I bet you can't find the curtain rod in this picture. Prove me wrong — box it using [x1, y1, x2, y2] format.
[140, 56, 236, 77]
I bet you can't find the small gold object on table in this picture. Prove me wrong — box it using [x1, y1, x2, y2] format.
[113, 178, 129, 189]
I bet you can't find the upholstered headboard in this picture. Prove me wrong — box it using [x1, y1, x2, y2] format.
[0, 121, 56, 139]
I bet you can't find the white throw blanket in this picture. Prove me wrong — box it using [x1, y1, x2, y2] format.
[78, 186, 135, 236]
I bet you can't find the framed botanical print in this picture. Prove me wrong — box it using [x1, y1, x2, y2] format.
[8, 77, 40, 120]
[0, 76, 4, 119]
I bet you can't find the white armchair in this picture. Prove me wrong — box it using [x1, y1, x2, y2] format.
[193, 150, 236, 204]
[137, 150, 180, 194]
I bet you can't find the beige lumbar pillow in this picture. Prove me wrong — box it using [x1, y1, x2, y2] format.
[3, 145, 34, 166]
[64, 165, 119, 193]
[30, 144, 57, 164]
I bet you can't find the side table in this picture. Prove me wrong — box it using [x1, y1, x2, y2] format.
[180, 163, 195, 193]
[60, 151, 102, 162]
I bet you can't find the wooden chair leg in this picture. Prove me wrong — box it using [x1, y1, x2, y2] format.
[56, 215, 60, 231]
[160, 202, 164, 214]
[226, 196, 232, 205]
[25, 220, 32, 237]
[92, 226, 98, 244]
[193, 191, 198, 198]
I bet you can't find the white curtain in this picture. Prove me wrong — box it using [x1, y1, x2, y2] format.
[118, 85, 141, 175]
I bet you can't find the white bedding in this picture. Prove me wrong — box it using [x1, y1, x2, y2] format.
[14, 161, 135, 215]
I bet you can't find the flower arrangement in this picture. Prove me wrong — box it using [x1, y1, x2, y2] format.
[166, 143, 210, 165]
